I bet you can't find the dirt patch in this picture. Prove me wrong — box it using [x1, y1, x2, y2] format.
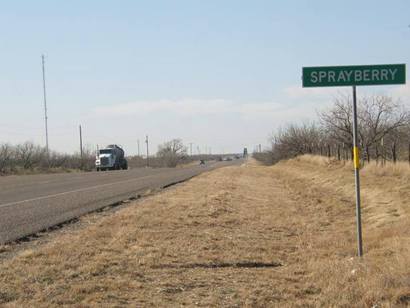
[0, 156, 409, 307]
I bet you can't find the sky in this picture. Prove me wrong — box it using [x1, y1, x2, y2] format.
[1, 0, 410, 155]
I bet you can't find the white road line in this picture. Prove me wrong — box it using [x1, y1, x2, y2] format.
[0, 174, 158, 209]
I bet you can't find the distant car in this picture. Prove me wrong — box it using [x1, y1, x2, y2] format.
[199, 159, 205, 165]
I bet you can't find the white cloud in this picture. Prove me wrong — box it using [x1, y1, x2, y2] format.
[93, 98, 287, 119]
[95, 99, 225, 117]
[283, 85, 338, 100]
[284, 83, 410, 104]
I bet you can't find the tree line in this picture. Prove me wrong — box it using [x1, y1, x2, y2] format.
[128, 139, 223, 168]
[127, 139, 189, 168]
[0, 142, 95, 175]
[254, 94, 410, 165]
[0, 138, 219, 175]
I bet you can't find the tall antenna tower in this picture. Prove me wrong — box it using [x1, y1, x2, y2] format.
[41, 54, 49, 155]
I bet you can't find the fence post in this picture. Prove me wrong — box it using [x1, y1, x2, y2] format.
[366, 146, 370, 164]
[337, 144, 341, 161]
[392, 142, 397, 164]
[375, 145, 379, 165]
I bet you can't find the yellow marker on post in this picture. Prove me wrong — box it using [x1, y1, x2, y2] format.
[353, 146, 360, 169]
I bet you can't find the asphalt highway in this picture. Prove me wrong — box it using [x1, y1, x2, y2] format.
[0, 160, 240, 244]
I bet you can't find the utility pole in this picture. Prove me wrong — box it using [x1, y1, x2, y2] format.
[259, 144, 262, 153]
[79, 125, 83, 170]
[189, 143, 193, 156]
[145, 135, 149, 167]
[79, 125, 83, 158]
[41, 54, 49, 157]
[137, 139, 140, 156]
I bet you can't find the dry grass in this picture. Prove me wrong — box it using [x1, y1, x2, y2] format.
[0, 156, 409, 307]
[294, 154, 335, 167]
[277, 156, 410, 306]
[297, 154, 410, 178]
[362, 160, 410, 178]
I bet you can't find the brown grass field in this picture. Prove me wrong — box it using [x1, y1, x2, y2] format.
[0, 156, 409, 307]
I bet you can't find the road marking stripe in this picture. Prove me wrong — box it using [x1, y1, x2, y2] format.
[0, 174, 159, 209]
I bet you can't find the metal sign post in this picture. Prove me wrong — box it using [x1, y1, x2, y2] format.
[352, 85, 363, 257]
[302, 63, 406, 257]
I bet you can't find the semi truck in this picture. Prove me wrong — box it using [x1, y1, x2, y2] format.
[95, 144, 128, 171]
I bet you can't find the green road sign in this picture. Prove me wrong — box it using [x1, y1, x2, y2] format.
[302, 64, 406, 87]
[301, 62, 407, 258]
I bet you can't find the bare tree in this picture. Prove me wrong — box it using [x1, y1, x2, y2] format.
[157, 139, 187, 167]
[319, 94, 410, 162]
[360, 96, 410, 161]
[262, 123, 323, 163]
[319, 93, 354, 148]
[15, 142, 46, 170]
[0, 143, 14, 174]
[256, 93, 410, 165]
